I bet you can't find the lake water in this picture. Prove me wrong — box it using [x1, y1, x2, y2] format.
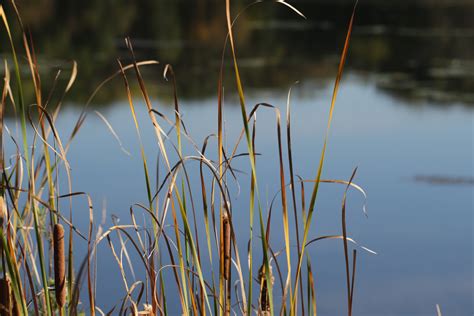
[1, 1, 473, 315]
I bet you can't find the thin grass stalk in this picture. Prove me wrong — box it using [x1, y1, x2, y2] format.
[1, 6, 52, 315]
[29, 178, 52, 315]
[16, 242, 38, 315]
[217, 33, 227, 316]
[224, 1, 275, 312]
[286, 87, 305, 315]
[86, 197, 95, 316]
[350, 249, 357, 313]
[170, 195, 190, 314]
[199, 137, 218, 314]
[0, 201, 4, 281]
[0, 234, 26, 315]
[306, 258, 317, 316]
[275, 109, 293, 312]
[130, 203, 185, 314]
[292, 4, 357, 312]
[152, 156, 227, 314]
[341, 169, 357, 316]
[219, 213, 224, 316]
[13, 7, 59, 228]
[117, 58, 161, 313]
[174, 181, 213, 314]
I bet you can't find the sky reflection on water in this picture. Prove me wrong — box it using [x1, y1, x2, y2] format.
[0, 0, 472, 314]
[18, 75, 470, 315]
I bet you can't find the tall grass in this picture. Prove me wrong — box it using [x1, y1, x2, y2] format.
[0, 0, 374, 315]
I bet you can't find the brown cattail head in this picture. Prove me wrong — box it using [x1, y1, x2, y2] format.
[53, 224, 66, 308]
[258, 263, 274, 315]
[0, 277, 11, 316]
[0, 196, 5, 255]
[0, 196, 6, 228]
[222, 212, 231, 280]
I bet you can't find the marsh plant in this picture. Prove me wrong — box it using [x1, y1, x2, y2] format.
[0, 0, 372, 315]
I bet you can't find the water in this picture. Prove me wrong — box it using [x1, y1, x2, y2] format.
[1, 0, 473, 314]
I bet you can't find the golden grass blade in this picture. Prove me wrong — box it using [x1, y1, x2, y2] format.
[275, 108, 293, 312]
[276, 1, 307, 19]
[125, 38, 171, 171]
[0, 60, 9, 173]
[65, 61, 77, 93]
[285, 83, 306, 316]
[117, 59, 153, 208]
[292, 4, 358, 310]
[306, 258, 317, 316]
[67, 60, 159, 151]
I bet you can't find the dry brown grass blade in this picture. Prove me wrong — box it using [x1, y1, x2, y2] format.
[117, 281, 145, 315]
[302, 179, 368, 217]
[67, 60, 159, 151]
[342, 168, 357, 316]
[125, 38, 170, 171]
[350, 249, 357, 312]
[17, 242, 38, 315]
[305, 235, 375, 255]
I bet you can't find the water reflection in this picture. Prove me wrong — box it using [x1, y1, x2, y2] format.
[1, 0, 473, 106]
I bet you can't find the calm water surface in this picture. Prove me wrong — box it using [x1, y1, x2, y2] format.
[1, 0, 473, 314]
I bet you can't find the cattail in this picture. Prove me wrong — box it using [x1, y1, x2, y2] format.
[222, 212, 231, 280]
[258, 263, 274, 315]
[53, 224, 66, 308]
[0, 196, 5, 256]
[0, 277, 11, 316]
[0, 196, 5, 228]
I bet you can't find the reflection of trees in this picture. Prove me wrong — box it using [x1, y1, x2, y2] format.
[2, 0, 473, 107]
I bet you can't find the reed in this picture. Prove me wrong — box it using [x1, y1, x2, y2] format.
[0, 0, 377, 315]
